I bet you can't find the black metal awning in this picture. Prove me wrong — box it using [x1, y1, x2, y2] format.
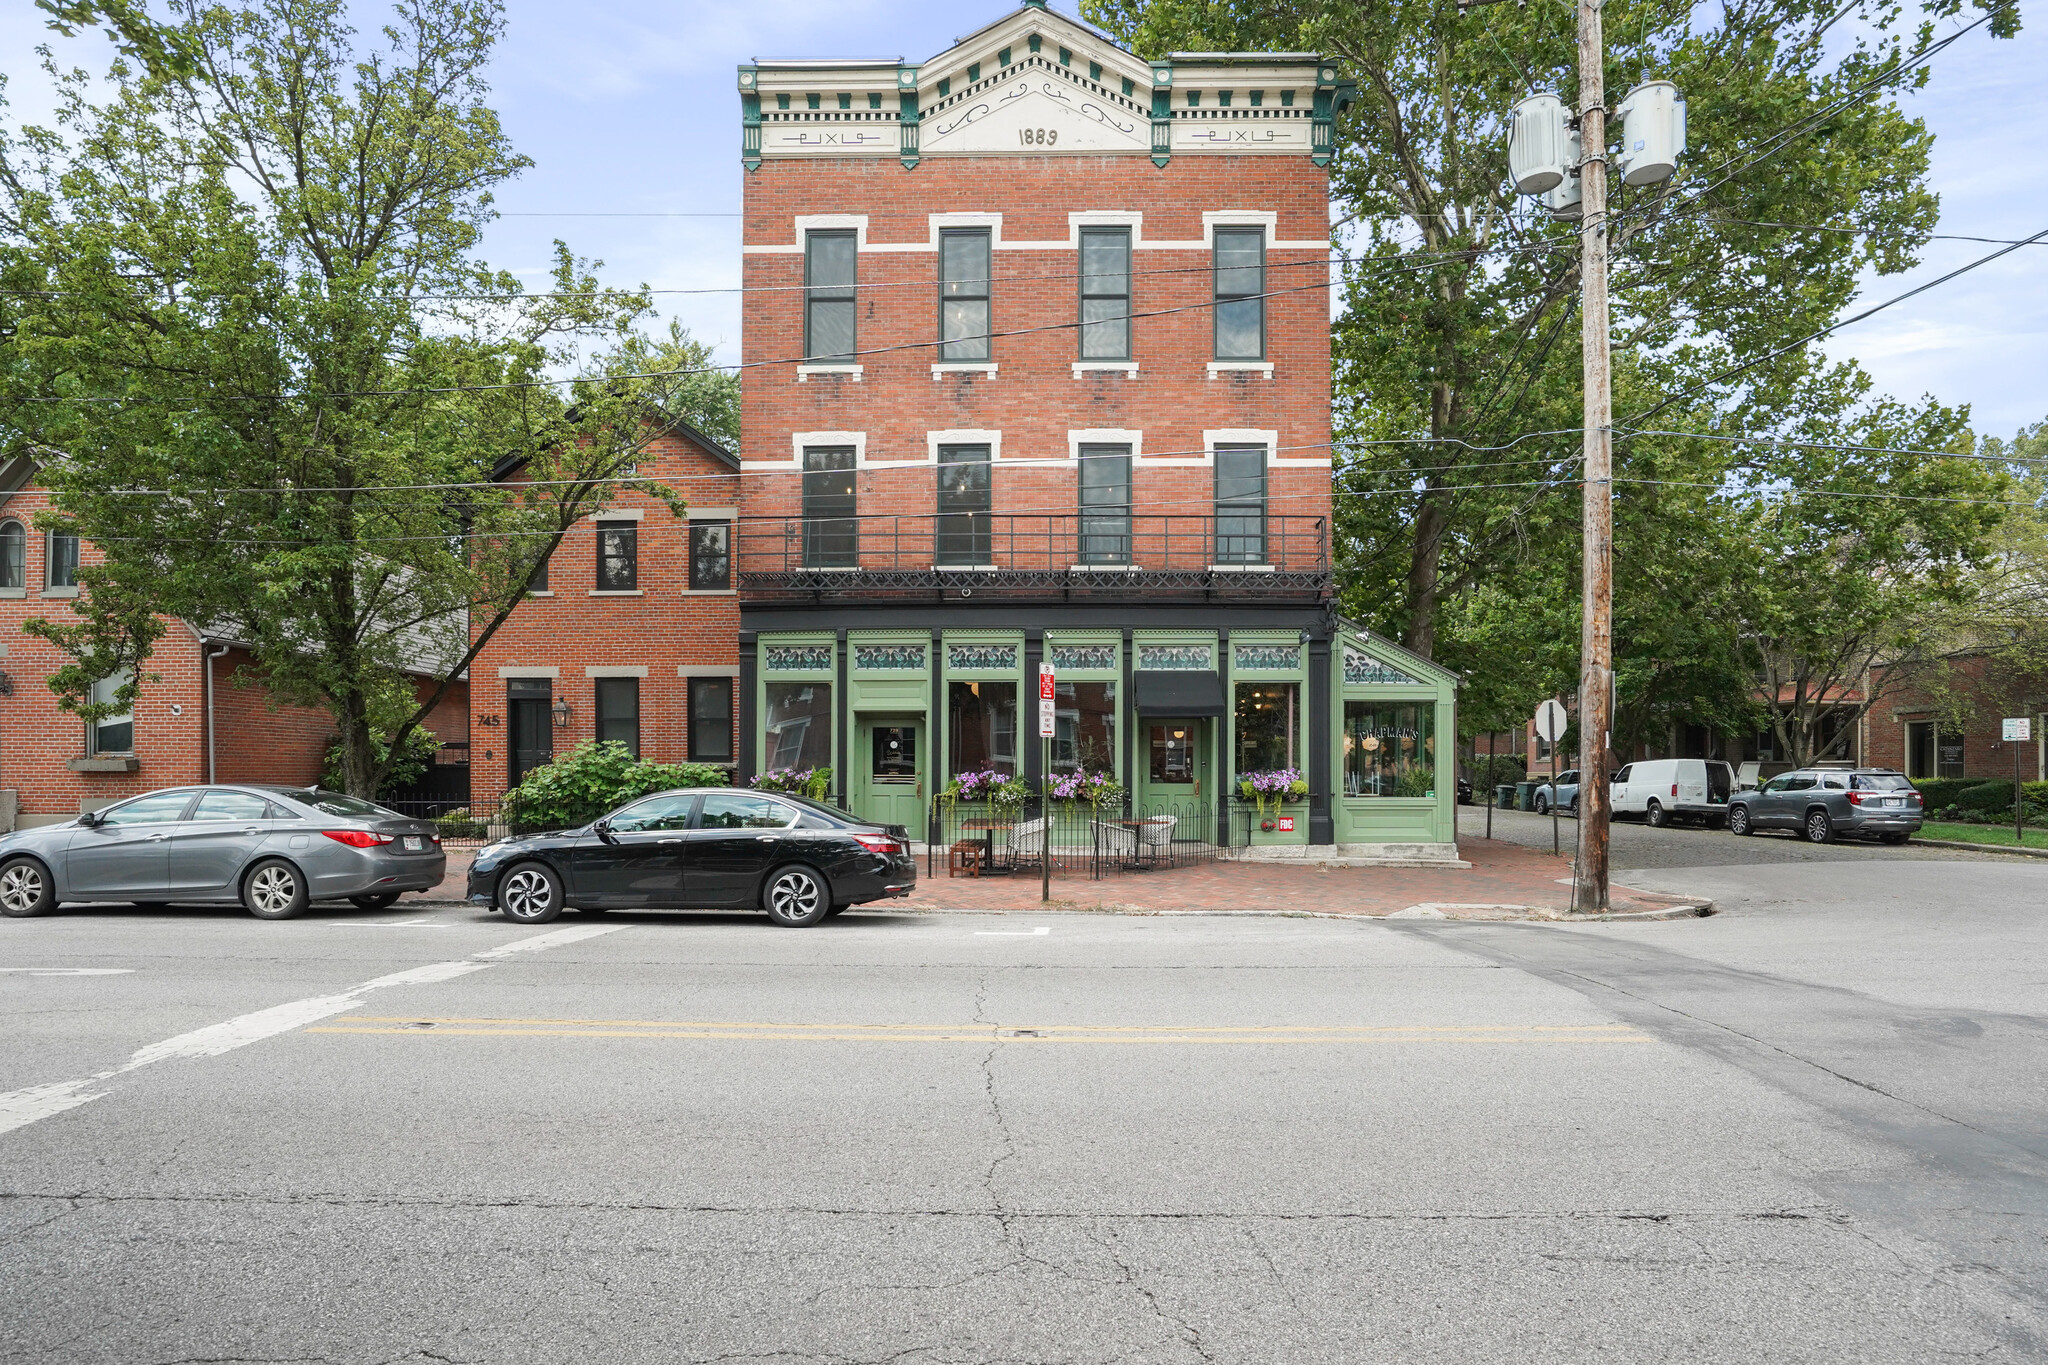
[1131, 670, 1226, 716]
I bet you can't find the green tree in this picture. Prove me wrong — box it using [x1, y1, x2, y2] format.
[1086, 0, 2014, 662]
[0, 0, 738, 795]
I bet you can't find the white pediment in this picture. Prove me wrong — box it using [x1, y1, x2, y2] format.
[921, 69, 1149, 156]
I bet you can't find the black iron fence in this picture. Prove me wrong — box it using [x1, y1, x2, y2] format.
[925, 797, 1228, 882]
[376, 797, 523, 847]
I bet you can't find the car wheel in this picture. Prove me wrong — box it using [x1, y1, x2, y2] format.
[1568, 797, 1581, 818]
[1645, 800, 1668, 828]
[498, 862, 563, 925]
[349, 892, 401, 911]
[242, 859, 310, 920]
[1534, 795, 1550, 815]
[1804, 808, 1834, 844]
[762, 864, 830, 927]
[0, 857, 56, 918]
[1728, 805, 1753, 837]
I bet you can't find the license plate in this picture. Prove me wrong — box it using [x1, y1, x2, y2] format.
[403, 835, 424, 851]
[1883, 797, 1903, 808]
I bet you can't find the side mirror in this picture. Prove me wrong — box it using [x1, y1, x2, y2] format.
[593, 818, 616, 844]
[76, 810, 102, 828]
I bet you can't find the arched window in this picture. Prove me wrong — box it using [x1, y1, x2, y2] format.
[0, 521, 23, 591]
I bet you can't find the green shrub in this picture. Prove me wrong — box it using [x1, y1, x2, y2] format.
[433, 807, 488, 840]
[1911, 778, 1973, 812]
[502, 741, 730, 830]
[1470, 753, 1527, 789]
[1958, 780, 2018, 813]
[321, 727, 440, 796]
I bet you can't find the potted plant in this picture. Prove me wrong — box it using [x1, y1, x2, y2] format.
[944, 769, 1029, 811]
[750, 767, 833, 802]
[1044, 768, 1125, 810]
[1237, 767, 1308, 831]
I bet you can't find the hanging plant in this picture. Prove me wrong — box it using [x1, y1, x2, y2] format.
[1236, 767, 1308, 820]
[751, 766, 833, 801]
[1044, 768, 1125, 809]
[944, 769, 1030, 810]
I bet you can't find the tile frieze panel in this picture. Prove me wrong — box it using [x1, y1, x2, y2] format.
[764, 645, 834, 672]
[1138, 644, 1214, 671]
[854, 644, 927, 671]
[946, 643, 1019, 671]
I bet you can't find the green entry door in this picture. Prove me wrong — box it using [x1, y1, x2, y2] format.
[1137, 719, 1211, 814]
[856, 715, 925, 831]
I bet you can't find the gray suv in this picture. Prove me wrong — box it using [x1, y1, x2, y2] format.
[1726, 769, 1923, 844]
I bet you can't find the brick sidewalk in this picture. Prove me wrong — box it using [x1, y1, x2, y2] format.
[415, 839, 1700, 920]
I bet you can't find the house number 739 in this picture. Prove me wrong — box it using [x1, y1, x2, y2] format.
[1019, 128, 1059, 146]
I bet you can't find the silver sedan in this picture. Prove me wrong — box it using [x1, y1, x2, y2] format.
[0, 785, 448, 920]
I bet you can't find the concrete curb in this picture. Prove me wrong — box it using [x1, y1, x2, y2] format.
[1906, 837, 2048, 859]
[403, 896, 1717, 922]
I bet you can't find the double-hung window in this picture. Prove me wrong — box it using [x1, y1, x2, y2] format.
[802, 447, 858, 567]
[1079, 228, 1131, 360]
[0, 520, 23, 591]
[1077, 444, 1132, 564]
[936, 444, 992, 565]
[89, 672, 134, 754]
[594, 677, 640, 757]
[689, 522, 731, 590]
[595, 521, 638, 591]
[47, 530, 80, 590]
[1213, 228, 1266, 360]
[804, 230, 857, 361]
[1213, 445, 1267, 564]
[939, 229, 992, 361]
[689, 677, 734, 762]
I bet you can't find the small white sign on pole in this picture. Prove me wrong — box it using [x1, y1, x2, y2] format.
[2003, 717, 2032, 742]
[1039, 663, 1058, 738]
[1534, 699, 1569, 743]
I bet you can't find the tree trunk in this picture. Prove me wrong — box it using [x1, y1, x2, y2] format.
[1404, 492, 1448, 660]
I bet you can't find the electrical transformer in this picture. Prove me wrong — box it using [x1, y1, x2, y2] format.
[1507, 93, 1572, 194]
[1615, 80, 1686, 186]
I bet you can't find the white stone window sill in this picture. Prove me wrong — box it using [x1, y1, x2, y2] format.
[681, 588, 737, 596]
[1208, 361, 1274, 378]
[0, 588, 24, 599]
[934, 564, 999, 572]
[526, 590, 554, 597]
[1073, 362, 1138, 378]
[797, 364, 863, 382]
[1069, 563, 1139, 572]
[932, 363, 997, 379]
[1208, 564, 1276, 573]
[40, 586, 80, 599]
[799, 564, 862, 573]
[589, 589, 645, 596]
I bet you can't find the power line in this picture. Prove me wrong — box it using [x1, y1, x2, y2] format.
[1624, 223, 2048, 426]
[1622, 428, 2048, 467]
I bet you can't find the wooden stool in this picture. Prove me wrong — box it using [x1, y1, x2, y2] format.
[948, 841, 984, 878]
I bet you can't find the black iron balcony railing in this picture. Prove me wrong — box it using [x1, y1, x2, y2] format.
[738, 513, 1331, 602]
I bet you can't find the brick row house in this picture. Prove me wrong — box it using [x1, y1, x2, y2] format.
[467, 421, 743, 804]
[732, 3, 1461, 855]
[0, 454, 468, 828]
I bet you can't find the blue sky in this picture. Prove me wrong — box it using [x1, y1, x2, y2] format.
[5, 0, 2042, 437]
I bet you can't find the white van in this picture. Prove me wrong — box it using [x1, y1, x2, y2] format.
[1609, 758, 1735, 827]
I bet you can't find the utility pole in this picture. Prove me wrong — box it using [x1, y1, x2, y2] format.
[1573, 0, 1614, 913]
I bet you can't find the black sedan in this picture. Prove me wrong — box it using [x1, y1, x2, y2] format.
[465, 788, 916, 927]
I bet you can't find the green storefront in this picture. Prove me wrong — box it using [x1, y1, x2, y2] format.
[745, 618, 1458, 856]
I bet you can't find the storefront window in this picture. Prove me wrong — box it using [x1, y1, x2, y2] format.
[1344, 701, 1436, 797]
[949, 679, 1018, 776]
[764, 682, 832, 771]
[1234, 681, 1297, 775]
[1052, 681, 1116, 772]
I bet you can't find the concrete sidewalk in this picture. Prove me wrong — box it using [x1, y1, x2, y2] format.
[414, 838, 1707, 920]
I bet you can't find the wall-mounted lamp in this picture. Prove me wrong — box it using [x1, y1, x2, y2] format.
[550, 698, 572, 729]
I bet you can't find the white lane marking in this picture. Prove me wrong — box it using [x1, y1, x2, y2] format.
[974, 926, 1052, 937]
[0, 925, 623, 1138]
[0, 968, 136, 976]
[329, 918, 448, 929]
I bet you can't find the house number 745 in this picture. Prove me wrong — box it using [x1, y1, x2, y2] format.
[1018, 128, 1059, 146]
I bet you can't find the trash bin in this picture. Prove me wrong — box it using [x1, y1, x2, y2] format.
[1516, 780, 1540, 811]
[1495, 784, 1517, 809]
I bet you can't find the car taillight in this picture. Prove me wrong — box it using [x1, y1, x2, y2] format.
[1671, 783, 1679, 797]
[852, 834, 903, 855]
[1847, 791, 1864, 805]
[1908, 792, 1922, 804]
[323, 829, 395, 848]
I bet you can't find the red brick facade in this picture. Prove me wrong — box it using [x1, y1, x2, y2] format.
[468, 425, 742, 804]
[0, 478, 374, 826]
[1867, 655, 2047, 782]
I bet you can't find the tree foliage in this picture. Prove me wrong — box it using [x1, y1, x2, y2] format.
[0, 0, 739, 795]
[1087, 0, 2018, 754]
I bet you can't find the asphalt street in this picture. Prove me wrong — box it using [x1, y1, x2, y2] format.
[1459, 801, 2018, 868]
[3, 854, 2046, 1363]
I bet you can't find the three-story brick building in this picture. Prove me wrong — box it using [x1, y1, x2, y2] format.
[734, 3, 1460, 855]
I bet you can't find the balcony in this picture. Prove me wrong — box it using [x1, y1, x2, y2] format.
[737, 514, 1331, 603]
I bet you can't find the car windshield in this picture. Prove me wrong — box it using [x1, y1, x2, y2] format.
[283, 789, 401, 820]
[1851, 774, 1914, 791]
